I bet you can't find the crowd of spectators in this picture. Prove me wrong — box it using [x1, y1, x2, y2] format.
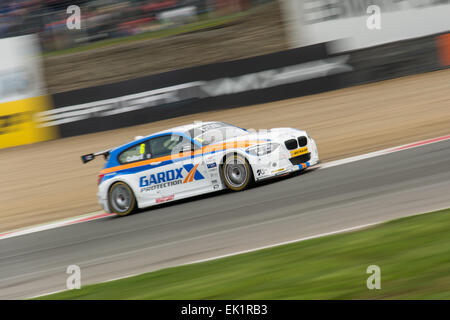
[0, 0, 259, 51]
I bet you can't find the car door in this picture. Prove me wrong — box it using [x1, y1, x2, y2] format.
[115, 140, 154, 204]
[139, 133, 212, 204]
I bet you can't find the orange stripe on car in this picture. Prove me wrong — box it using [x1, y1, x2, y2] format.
[100, 140, 268, 175]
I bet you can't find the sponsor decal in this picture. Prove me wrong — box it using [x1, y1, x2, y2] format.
[290, 147, 309, 157]
[156, 194, 174, 204]
[0, 111, 32, 135]
[201, 56, 352, 97]
[207, 162, 217, 169]
[271, 168, 286, 174]
[37, 57, 351, 127]
[256, 169, 266, 177]
[38, 83, 203, 127]
[139, 163, 204, 192]
[299, 162, 310, 169]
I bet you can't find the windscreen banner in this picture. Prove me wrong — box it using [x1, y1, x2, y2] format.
[282, 0, 450, 52]
[0, 35, 57, 149]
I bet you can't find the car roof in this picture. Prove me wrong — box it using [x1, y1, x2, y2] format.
[157, 121, 233, 135]
[112, 121, 224, 153]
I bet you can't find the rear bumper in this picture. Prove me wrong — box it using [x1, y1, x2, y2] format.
[97, 192, 111, 213]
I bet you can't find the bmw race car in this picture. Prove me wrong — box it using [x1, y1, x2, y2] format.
[81, 121, 319, 215]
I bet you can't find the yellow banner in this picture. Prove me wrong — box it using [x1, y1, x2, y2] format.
[0, 95, 58, 149]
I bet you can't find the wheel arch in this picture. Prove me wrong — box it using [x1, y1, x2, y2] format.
[220, 150, 256, 183]
[106, 179, 139, 214]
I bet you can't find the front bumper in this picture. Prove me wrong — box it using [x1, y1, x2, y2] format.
[252, 138, 320, 181]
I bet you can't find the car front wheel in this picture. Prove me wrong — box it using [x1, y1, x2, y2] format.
[222, 154, 253, 191]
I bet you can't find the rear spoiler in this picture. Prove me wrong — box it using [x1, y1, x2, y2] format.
[81, 149, 110, 164]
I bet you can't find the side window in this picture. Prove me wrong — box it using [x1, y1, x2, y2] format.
[118, 142, 148, 164]
[148, 134, 194, 158]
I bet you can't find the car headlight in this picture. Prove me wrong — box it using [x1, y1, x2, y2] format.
[246, 143, 280, 156]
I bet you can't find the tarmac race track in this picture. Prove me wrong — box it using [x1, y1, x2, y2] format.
[1, 139, 450, 299]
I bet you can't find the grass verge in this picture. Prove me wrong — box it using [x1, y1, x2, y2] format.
[39, 209, 450, 299]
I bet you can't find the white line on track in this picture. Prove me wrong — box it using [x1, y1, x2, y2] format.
[0, 211, 113, 240]
[2, 133, 450, 242]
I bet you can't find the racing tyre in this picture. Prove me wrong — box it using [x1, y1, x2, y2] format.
[108, 182, 137, 216]
[222, 154, 253, 191]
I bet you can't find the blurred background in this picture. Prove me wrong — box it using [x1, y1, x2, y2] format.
[0, 0, 284, 94]
[0, 0, 272, 52]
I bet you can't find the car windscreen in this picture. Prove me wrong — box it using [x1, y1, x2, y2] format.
[187, 123, 247, 146]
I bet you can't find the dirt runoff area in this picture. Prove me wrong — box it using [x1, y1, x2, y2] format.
[2, 69, 450, 232]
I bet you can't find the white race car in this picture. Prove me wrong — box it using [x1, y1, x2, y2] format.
[81, 121, 319, 215]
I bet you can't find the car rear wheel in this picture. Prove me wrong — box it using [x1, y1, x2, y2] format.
[108, 182, 137, 216]
[222, 154, 253, 191]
